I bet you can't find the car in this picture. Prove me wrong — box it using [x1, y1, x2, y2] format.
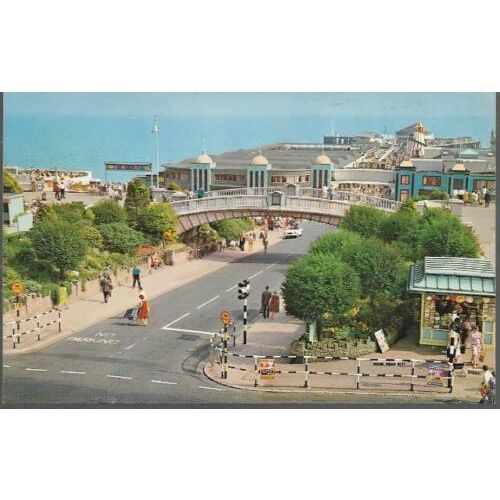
[283, 225, 303, 239]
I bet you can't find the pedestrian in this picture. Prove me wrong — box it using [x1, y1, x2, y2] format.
[262, 234, 269, 253]
[482, 186, 487, 203]
[100, 274, 113, 303]
[248, 235, 254, 253]
[480, 365, 493, 403]
[470, 325, 483, 368]
[239, 235, 246, 252]
[471, 190, 479, 206]
[136, 294, 150, 326]
[261, 286, 272, 319]
[132, 265, 143, 290]
[460, 316, 472, 352]
[269, 290, 280, 320]
[487, 370, 496, 404]
[59, 180, 66, 200]
[54, 181, 60, 201]
[447, 327, 461, 364]
[484, 190, 491, 208]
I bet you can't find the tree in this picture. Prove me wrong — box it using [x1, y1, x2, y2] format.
[3, 170, 23, 193]
[97, 222, 145, 255]
[282, 253, 361, 324]
[336, 236, 408, 301]
[141, 203, 178, 243]
[418, 214, 480, 258]
[91, 199, 128, 225]
[80, 225, 103, 250]
[378, 210, 421, 259]
[211, 218, 253, 242]
[340, 205, 387, 239]
[310, 229, 363, 255]
[124, 180, 150, 228]
[30, 219, 88, 279]
[51, 202, 94, 225]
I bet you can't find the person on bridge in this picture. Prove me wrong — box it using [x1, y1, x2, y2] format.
[137, 294, 150, 326]
[261, 286, 272, 319]
[269, 291, 280, 320]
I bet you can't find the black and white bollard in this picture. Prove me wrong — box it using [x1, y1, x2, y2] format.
[243, 299, 248, 345]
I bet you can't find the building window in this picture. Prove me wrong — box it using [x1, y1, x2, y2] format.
[453, 178, 464, 190]
[304, 175, 309, 182]
[400, 189, 409, 201]
[401, 175, 409, 185]
[423, 176, 441, 186]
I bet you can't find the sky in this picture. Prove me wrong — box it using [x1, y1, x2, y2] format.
[5, 92, 496, 119]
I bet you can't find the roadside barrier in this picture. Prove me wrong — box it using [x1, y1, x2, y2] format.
[3, 309, 62, 348]
[209, 346, 454, 393]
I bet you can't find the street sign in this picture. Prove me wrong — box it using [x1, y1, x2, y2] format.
[220, 310, 232, 325]
[259, 359, 275, 380]
[373, 329, 389, 353]
[426, 363, 447, 386]
[11, 281, 24, 295]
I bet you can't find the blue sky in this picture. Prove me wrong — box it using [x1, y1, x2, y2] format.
[5, 92, 495, 118]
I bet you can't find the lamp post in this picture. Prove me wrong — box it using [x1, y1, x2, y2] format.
[152, 115, 160, 189]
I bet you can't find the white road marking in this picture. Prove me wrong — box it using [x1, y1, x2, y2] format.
[163, 327, 215, 336]
[124, 343, 137, 350]
[248, 270, 263, 279]
[197, 295, 220, 309]
[266, 263, 278, 269]
[107, 375, 132, 380]
[162, 312, 191, 329]
[60, 370, 86, 375]
[151, 380, 177, 385]
[143, 336, 150, 340]
[26, 368, 48, 372]
[198, 386, 225, 391]
[3, 365, 11, 368]
[225, 285, 237, 292]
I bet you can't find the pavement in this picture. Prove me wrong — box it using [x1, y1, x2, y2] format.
[462, 204, 496, 263]
[204, 310, 493, 403]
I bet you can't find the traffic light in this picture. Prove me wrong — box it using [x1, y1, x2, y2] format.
[238, 279, 250, 300]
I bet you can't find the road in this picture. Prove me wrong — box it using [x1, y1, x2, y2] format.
[2, 222, 458, 407]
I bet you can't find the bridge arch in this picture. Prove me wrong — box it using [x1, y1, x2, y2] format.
[170, 188, 399, 235]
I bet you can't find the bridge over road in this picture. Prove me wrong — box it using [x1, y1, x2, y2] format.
[170, 187, 400, 233]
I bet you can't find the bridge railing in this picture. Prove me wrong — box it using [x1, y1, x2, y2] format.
[171, 188, 400, 215]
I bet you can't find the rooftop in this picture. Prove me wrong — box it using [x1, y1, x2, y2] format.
[164, 144, 362, 171]
[408, 257, 496, 297]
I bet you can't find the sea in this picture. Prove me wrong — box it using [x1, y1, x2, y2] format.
[3, 114, 495, 182]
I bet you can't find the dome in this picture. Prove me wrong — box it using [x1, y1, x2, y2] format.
[313, 154, 332, 165]
[194, 153, 213, 164]
[251, 154, 269, 166]
[400, 159, 414, 168]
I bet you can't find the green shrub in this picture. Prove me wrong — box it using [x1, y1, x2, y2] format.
[211, 218, 253, 242]
[140, 203, 178, 243]
[30, 219, 88, 280]
[282, 253, 361, 324]
[3, 170, 23, 193]
[98, 222, 145, 255]
[340, 205, 387, 239]
[91, 199, 128, 225]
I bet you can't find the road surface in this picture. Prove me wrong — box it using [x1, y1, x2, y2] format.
[2, 222, 460, 407]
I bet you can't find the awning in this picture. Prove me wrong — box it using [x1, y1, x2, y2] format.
[408, 257, 496, 297]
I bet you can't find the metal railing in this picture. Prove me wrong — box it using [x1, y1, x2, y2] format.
[208, 345, 454, 393]
[171, 187, 400, 216]
[3, 309, 62, 348]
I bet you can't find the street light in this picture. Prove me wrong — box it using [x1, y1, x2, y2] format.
[151, 115, 160, 189]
